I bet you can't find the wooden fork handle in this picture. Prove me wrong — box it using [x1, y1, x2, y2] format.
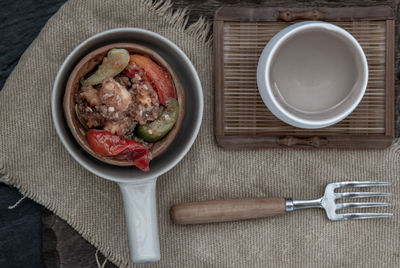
[170, 198, 286, 224]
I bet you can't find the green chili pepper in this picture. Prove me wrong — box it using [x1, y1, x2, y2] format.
[81, 48, 130, 86]
[137, 98, 179, 142]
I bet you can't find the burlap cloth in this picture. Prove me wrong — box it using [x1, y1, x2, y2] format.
[1, 0, 399, 267]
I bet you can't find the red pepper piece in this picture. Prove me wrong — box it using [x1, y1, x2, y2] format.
[125, 54, 176, 106]
[123, 65, 138, 78]
[87, 129, 150, 171]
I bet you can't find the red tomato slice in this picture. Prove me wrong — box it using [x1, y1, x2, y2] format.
[87, 129, 150, 171]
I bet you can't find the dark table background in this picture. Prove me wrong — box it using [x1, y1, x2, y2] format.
[1, 0, 399, 267]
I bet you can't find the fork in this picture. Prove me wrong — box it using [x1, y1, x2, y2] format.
[170, 181, 393, 224]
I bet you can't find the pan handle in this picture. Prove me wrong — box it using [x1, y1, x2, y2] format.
[119, 177, 160, 264]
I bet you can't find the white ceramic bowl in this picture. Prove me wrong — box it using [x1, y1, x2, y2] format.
[257, 21, 368, 129]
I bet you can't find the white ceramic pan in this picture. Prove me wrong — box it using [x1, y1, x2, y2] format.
[51, 28, 203, 264]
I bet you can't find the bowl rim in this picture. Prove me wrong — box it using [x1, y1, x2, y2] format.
[51, 28, 203, 182]
[257, 21, 368, 129]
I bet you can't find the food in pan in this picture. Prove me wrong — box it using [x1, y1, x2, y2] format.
[74, 48, 179, 171]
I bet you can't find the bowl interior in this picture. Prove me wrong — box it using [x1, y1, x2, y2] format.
[52, 29, 203, 182]
[269, 27, 367, 122]
[63, 43, 186, 166]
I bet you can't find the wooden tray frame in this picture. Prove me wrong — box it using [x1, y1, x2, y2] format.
[214, 6, 395, 149]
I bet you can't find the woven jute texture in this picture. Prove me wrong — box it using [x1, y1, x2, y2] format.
[1, 0, 399, 267]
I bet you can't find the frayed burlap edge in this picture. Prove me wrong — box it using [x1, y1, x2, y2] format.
[142, 0, 212, 45]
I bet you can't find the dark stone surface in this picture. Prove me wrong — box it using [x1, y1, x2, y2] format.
[0, 0, 399, 268]
[0, 0, 67, 91]
[0, 184, 42, 268]
[41, 209, 115, 268]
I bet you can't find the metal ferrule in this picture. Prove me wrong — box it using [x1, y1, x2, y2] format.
[286, 198, 323, 212]
[285, 198, 294, 212]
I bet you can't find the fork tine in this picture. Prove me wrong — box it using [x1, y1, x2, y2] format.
[340, 213, 393, 220]
[334, 181, 392, 188]
[336, 192, 392, 199]
[336, 202, 391, 210]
